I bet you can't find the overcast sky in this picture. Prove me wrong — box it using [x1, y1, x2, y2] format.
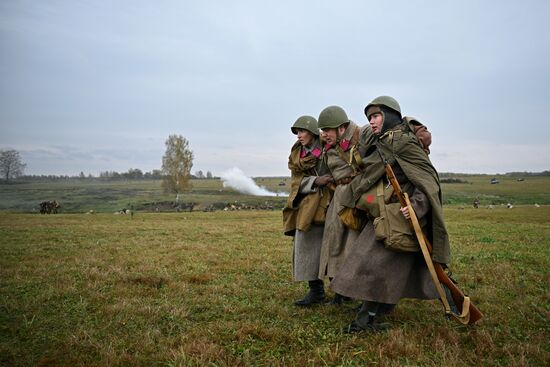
[1, 0, 549, 177]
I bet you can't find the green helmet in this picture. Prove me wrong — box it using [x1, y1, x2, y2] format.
[364, 96, 401, 119]
[318, 105, 349, 130]
[291, 115, 319, 135]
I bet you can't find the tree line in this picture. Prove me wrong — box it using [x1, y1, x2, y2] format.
[0, 137, 214, 185]
[9, 168, 216, 182]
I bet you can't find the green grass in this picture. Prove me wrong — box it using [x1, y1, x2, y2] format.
[1, 207, 549, 366]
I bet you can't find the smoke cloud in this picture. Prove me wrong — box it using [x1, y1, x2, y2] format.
[220, 167, 287, 197]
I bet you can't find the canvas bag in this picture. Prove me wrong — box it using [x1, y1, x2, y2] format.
[283, 186, 331, 236]
[295, 187, 330, 227]
[372, 181, 421, 252]
[355, 179, 393, 218]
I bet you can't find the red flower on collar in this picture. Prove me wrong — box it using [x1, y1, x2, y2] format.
[300, 147, 322, 158]
[340, 139, 351, 151]
[311, 147, 321, 158]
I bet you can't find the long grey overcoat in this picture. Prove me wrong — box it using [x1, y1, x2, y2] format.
[289, 139, 330, 281]
[330, 186, 438, 303]
[318, 121, 361, 279]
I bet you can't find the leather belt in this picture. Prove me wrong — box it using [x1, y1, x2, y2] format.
[335, 177, 354, 186]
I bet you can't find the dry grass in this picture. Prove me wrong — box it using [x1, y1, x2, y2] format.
[1, 207, 549, 366]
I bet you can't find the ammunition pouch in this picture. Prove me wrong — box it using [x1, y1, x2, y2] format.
[338, 206, 366, 231]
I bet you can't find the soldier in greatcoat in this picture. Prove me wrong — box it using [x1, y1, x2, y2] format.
[283, 116, 333, 306]
[330, 96, 451, 332]
[316, 105, 362, 304]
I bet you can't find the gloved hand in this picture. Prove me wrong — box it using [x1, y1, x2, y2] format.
[314, 174, 333, 187]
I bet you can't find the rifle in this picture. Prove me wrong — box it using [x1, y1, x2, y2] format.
[379, 150, 483, 325]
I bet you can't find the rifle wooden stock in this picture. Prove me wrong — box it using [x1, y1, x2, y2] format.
[383, 163, 483, 324]
[434, 263, 483, 324]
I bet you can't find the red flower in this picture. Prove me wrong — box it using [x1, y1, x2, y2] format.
[340, 139, 350, 151]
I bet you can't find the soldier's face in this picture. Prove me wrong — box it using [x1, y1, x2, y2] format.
[369, 113, 384, 134]
[321, 128, 338, 146]
[296, 129, 314, 146]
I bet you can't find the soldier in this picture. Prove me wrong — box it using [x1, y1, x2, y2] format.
[330, 96, 450, 332]
[283, 115, 333, 306]
[51, 200, 59, 214]
[317, 105, 362, 304]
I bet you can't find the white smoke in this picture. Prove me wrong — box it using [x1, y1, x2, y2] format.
[220, 167, 287, 197]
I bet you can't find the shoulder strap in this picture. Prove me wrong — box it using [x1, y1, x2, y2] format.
[336, 125, 361, 173]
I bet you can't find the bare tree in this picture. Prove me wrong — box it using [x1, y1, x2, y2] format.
[0, 149, 26, 182]
[206, 171, 213, 179]
[161, 135, 194, 202]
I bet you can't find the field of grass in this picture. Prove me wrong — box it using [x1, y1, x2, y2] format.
[440, 175, 550, 206]
[1, 207, 549, 366]
[0, 175, 548, 213]
[0, 178, 289, 213]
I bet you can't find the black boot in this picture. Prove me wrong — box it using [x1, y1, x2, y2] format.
[295, 279, 325, 306]
[343, 301, 391, 333]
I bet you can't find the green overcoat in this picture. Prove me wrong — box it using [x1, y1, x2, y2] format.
[341, 122, 451, 264]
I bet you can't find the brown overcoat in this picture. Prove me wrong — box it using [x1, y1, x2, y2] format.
[283, 140, 330, 236]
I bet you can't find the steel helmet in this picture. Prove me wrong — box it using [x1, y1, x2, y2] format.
[318, 105, 349, 130]
[291, 115, 319, 135]
[364, 96, 402, 119]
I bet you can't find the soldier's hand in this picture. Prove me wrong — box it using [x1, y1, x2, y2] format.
[400, 206, 411, 219]
[314, 174, 333, 187]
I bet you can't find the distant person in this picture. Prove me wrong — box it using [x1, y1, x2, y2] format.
[473, 197, 480, 209]
[330, 96, 448, 332]
[317, 105, 362, 305]
[283, 115, 332, 306]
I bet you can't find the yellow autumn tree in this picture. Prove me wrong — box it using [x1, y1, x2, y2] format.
[161, 134, 194, 203]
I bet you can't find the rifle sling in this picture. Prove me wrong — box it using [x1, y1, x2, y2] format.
[404, 193, 453, 318]
[405, 193, 472, 324]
